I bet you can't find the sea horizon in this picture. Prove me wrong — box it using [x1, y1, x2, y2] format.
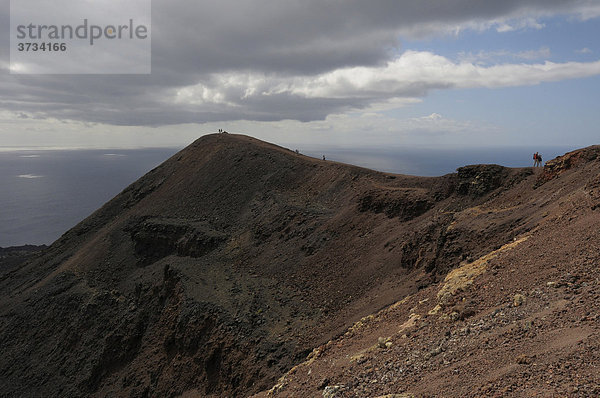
[0, 144, 578, 247]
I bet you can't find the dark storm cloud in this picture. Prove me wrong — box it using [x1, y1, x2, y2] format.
[151, 0, 581, 75]
[0, 0, 598, 126]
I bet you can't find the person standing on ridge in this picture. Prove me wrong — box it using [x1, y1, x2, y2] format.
[533, 152, 543, 167]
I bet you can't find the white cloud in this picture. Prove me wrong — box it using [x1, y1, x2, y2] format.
[296, 51, 600, 94]
[458, 50, 511, 64]
[0, 110, 198, 150]
[0, 105, 501, 150]
[170, 51, 600, 109]
[213, 111, 501, 149]
[424, 113, 443, 121]
[574, 4, 600, 20]
[495, 17, 545, 33]
[458, 47, 551, 64]
[576, 47, 593, 54]
[516, 46, 551, 60]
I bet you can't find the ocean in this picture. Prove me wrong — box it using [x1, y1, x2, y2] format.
[0, 148, 180, 247]
[303, 146, 573, 177]
[0, 145, 573, 247]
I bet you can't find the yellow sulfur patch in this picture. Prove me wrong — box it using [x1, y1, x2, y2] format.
[436, 235, 530, 306]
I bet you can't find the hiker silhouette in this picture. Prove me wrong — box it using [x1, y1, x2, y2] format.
[533, 152, 543, 167]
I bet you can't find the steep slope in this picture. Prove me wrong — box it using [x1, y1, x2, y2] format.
[0, 245, 46, 276]
[0, 134, 593, 397]
[256, 146, 600, 397]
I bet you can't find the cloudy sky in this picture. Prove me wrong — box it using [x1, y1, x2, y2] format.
[1, 0, 600, 150]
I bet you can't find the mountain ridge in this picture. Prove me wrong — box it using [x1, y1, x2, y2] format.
[1, 133, 599, 397]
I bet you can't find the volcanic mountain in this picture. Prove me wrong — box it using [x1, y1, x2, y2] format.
[1, 134, 599, 397]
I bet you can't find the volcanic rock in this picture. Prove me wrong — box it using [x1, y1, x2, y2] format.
[2, 134, 600, 397]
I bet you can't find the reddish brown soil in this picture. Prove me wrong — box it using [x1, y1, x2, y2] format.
[0, 135, 598, 397]
[253, 146, 600, 398]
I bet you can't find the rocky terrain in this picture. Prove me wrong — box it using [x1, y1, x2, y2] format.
[0, 245, 46, 274]
[0, 134, 598, 397]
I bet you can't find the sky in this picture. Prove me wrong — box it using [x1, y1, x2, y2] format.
[1, 0, 600, 151]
